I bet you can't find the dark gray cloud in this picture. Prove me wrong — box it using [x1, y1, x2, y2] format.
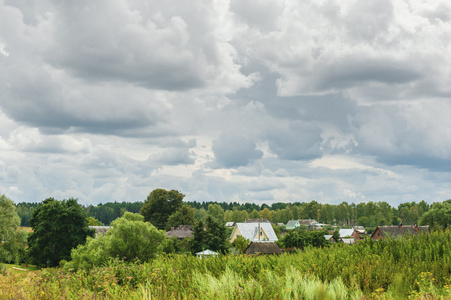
[211, 133, 263, 168]
[266, 121, 323, 161]
[350, 101, 451, 170]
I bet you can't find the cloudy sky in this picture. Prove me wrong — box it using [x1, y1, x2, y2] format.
[1, 0, 451, 207]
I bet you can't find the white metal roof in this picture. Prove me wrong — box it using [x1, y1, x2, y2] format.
[235, 222, 278, 241]
[339, 229, 355, 238]
[196, 250, 218, 256]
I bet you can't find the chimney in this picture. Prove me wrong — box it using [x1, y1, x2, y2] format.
[171, 227, 174, 231]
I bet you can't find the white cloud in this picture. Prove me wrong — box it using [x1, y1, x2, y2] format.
[233, 0, 451, 101]
[1, 0, 450, 206]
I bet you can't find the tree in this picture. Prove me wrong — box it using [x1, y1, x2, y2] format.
[70, 212, 166, 269]
[0, 195, 27, 264]
[191, 217, 229, 254]
[249, 209, 260, 219]
[194, 208, 207, 222]
[281, 229, 329, 249]
[28, 198, 94, 267]
[15, 202, 38, 226]
[87, 216, 104, 226]
[140, 189, 184, 229]
[107, 212, 166, 261]
[301, 201, 321, 220]
[190, 220, 206, 254]
[259, 207, 271, 220]
[167, 204, 195, 227]
[207, 204, 224, 224]
[232, 236, 249, 254]
[204, 216, 229, 253]
[419, 201, 451, 230]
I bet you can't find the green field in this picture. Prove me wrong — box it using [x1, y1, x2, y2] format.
[2, 230, 451, 299]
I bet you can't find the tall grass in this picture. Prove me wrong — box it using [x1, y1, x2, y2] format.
[1, 230, 451, 299]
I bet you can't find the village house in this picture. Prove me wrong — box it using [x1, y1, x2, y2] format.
[166, 225, 194, 239]
[371, 224, 429, 240]
[285, 219, 319, 230]
[285, 220, 301, 230]
[324, 235, 339, 243]
[244, 241, 282, 255]
[225, 222, 235, 228]
[338, 228, 362, 240]
[298, 219, 318, 227]
[229, 222, 278, 243]
[89, 226, 111, 238]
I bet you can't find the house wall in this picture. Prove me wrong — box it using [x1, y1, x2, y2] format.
[351, 230, 361, 240]
[228, 226, 242, 243]
[253, 227, 269, 241]
[371, 228, 385, 240]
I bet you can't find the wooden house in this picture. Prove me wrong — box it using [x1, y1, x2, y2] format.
[166, 225, 194, 239]
[244, 242, 282, 255]
[371, 225, 429, 240]
[338, 228, 362, 240]
[285, 220, 301, 230]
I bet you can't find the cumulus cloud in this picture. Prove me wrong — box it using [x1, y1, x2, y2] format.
[265, 121, 323, 161]
[211, 133, 263, 168]
[1, 0, 451, 205]
[350, 101, 451, 170]
[232, 0, 451, 100]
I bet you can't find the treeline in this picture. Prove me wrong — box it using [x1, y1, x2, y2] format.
[15, 198, 436, 227]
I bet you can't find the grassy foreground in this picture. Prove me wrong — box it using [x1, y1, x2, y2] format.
[2, 230, 451, 299]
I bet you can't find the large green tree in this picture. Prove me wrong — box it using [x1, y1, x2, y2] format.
[28, 198, 94, 267]
[190, 217, 229, 254]
[190, 220, 206, 254]
[419, 200, 451, 229]
[167, 204, 195, 227]
[108, 212, 166, 261]
[0, 195, 27, 263]
[207, 203, 225, 224]
[281, 229, 329, 249]
[140, 189, 184, 229]
[70, 212, 166, 269]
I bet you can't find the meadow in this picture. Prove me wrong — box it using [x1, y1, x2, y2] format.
[1, 230, 451, 299]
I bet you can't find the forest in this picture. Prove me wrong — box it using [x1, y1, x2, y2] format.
[15, 197, 433, 230]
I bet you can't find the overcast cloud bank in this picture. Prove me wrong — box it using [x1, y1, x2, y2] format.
[1, 0, 451, 206]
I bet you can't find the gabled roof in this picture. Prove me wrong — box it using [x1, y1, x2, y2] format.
[245, 242, 282, 254]
[338, 229, 355, 238]
[373, 225, 429, 239]
[234, 223, 278, 241]
[298, 219, 318, 226]
[286, 220, 300, 228]
[324, 235, 338, 242]
[166, 225, 194, 239]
